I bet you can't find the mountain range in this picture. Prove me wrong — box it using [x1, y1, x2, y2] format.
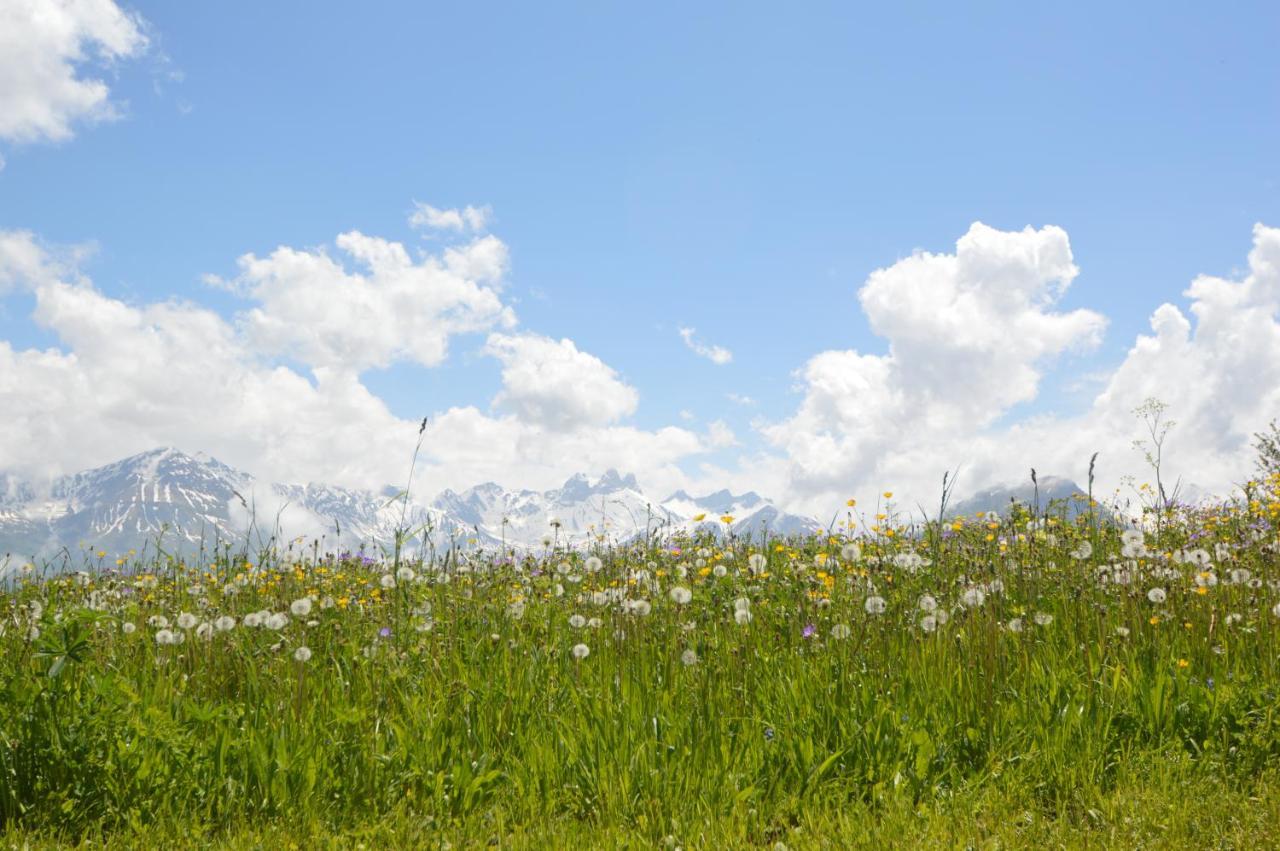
[0, 448, 824, 563]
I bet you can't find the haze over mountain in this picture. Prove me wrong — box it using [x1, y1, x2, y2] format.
[0, 448, 822, 563]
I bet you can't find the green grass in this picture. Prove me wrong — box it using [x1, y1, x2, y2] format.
[2, 494, 1279, 847]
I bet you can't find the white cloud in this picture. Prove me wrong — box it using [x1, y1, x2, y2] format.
[409, 202, 491, 233]
[763, 221, 1280, 515]
[0, 0, 148, 144]
[484, 332, 639, 430]
[230, 231, 515, 373]
[726, 392, 756, 406]
[678, 326, 733, 365]
[0, 225, 717, 503]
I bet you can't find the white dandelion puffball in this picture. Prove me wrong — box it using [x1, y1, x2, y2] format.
[918, 594, 938, 613]
[195, 622, 214, 640]
[243, 612, 263, 628]
[628, 599, 652, 617]
[1121, 529, 1144, 546]
[841, 543, 862, 562]
[379, 574, 396, 590]
[1230, 568, 1252, 585]
[396, 567, 416, 582]
[1115, 626, 1131, 638]
[1070, 541, 1093, 560]
[294, 646, 312, 663]
[587, 617, 602, 629]
[556, 562, 572, 575]
[266, 613, 289, 630]
[155, 629, 176, 646]
[920, 615, 938, 633]
[585, 556, 603, 573]
[864, 596, 887, 615]
[1194, 572, 1218, 588]
[961, 587, 986, 608]
[176, 612, 197, 630]
[831, 623, 852, 639]
[1147, 587, 1167, 604]
[734, 596, 752, 613]
[508, 601, 526, 619]
[670, 586, 693, 605]
[571, 643, 590, 660]
[1272, 602, 1280, 619]
[214, 615, 236, 632]
[713, 564, 728, 578]
[148, 615, 170, 629]
[1033, 612, 1053, 626]
[290, 597, 313, 617]
[568, 614, 587, 629]
[121, 621, 137, 635]
[1006, 618, 1024, 633]
[748, 553, 767, 574]
[681, 649, 699, 667]
[734, 609, 753, 625]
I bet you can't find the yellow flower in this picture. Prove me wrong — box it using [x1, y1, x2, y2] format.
[846, 498, 857, 507]
[720, 515, 734, 525]
[1149, 615, 1159, 625]
[692, 513, 706, 522]
[1177, 658, 1189, 669]
[883, 491, 893, 498]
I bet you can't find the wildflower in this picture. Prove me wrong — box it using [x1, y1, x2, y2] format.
[669, 586, 692, 605]
[1007, 618, 1024, 633]
[214, 615, 236, 631]
[626, 599, 652, 617]
[379, 574, 396, 590]
[1225, 613, 1243, 626]
[734, 609, 753, 625]
[720, 515, 734, 525]
[173, 612, 196, 630]
[1272, 602, 1280, 619]
[147, 615, 170, 629]
[918, 594, 938, 613]
[961, 587, 986, 608]
[396, 567, 416, 582]
[571, 643, 590, 660]
[1147, 587, 1167, 604]
[585, 556, 603, 573]
[569, 614, 587, 629]
[1177, 658, 1190, 669]
[734, 596, 752, 613]
[1115, 626, 1131, 638]
[1033, 612, 1053, 626]
[841, 543, 862, 562]
[920, 615, 938, 633]
[587, 617, 602, 629]
[748, 553, 767, 574]
[802, 624, 817, 639]
[265, 613, 289, 630]
[1070, 541, 1093, 560]
[121, 621, 136, 634]
[294, 646, 312, 663]
[1121, 529, 1145, 547]
[713, 564, 728, 578]
[195, 622, 214, 640]
[155, 629, 176, 646]
[379, 627, 392, 639]
[864, 596, 887, 615]
[290, 597, 313, 617]
[243, 612, 264, 628]
[681, 648, 699, 666]
[508, 600, 526, 619]
[831, 623, 851, 639]
[1229, 568, 1252, 585]
[1194, 571, 1218, 588]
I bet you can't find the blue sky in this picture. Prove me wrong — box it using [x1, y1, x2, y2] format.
[2, 1, 1279, 509]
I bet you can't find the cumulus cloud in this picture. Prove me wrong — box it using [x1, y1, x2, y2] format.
[763, 221, 1280, 515]
[409, 202, 491, 233]
[484, 332, 639, 430]
[229, 231, 515, 373]
[0, 0, 148, 144]
[0, 224, 715, 502]
[679, 327, 733, 365]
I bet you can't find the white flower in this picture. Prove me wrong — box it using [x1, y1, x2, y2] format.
[396, 567, 416, 582]
[1272, 602, 1280, 619]
[1194, 571, 1218, 588]
[1229, 568, 1252, 585]
[556, 562, 572, 575]
[1186, 548, 1211, 567]
[568, 614, 587, 629]
[243, 612, 263, 628]
[571, 643, 590, 660]
[747, 553, 767, 574]
[734, 609, 753, 625]
[918, 595, 938, 613]
[841, 543, 862, 562]
[713, 564, 727, 578]
[294, 646, 312, 663]
[379, 574, 396, 590]
[626, 599, 652, 617]
[320, 596, 336, 610]
[1033, 612, 1053, 626]
[1006, 618, 1024, 633]
[1121, 529, 1145, 547]
[1147, 587, 1167, 604]
[508, 601, 526, 619]
[1070, 541, 1093, 560]
[147, 615, 170, 629]
[680, 649, 699, 667]
[987, 578, 1005, 595]
[1224, 613, 1243, 626]
[733, 596, 752, 613]
[893, 552, 925, 573]
[919, 615, 937, 633]
[214, 616, 236, 632]
[176, 612, 197, 630]
[195, 622, 214, 640]
[830, 623, 851, 639]
[155, 629, 176, 646]
[961, 587, 986, 608]
[585, 556, 603, 573]
[1115, 626, 1130, 638]
[587, 617, 602, 629]
[290, 597, 313, 617]
[266, 613, 289, 630]
[541, 535, 553, 547]
[669, 586, 692, 605]
[864, 596, 887, 615]
[121, 621, 136, 635]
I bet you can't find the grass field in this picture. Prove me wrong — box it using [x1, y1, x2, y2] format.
[3, 481, 1280, 848]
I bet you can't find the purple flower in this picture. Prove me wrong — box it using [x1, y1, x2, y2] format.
[379, 627, 392, 639]
[802, 624, 816, 639]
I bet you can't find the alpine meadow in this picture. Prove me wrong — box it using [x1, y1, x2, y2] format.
[3, 1, 1280, 848]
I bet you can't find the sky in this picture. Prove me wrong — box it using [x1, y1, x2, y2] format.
[1, 0, 1279, 515]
